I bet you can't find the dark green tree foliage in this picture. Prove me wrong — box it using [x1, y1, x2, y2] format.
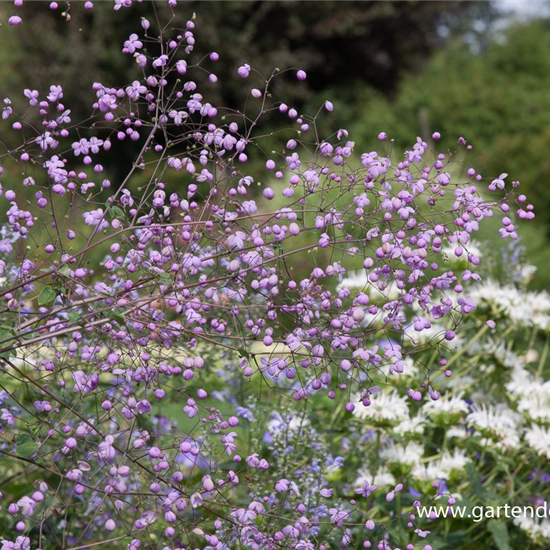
[3, 1, 493, 111]
[0, 1, 493, 184]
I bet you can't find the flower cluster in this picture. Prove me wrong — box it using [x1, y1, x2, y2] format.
[340, 253, 550, 547]
[0, 3, 534, 550]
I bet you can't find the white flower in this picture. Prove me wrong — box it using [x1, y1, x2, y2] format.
[467, 404, 521, 448]
[393, 413, 426, 436]
[403, 323, 463, 351]
[352, 391, 409, 425]
[380, 441, 424, 466]
[478, 433, 521, 450]
[525, 425, 550, 459]
[506, 365, 537, 398]
[423, 392, 468, 421]
[412, 449, 470, 481]
[507, 366, 550, 423]
[446, 426, 469, 440]
[514, 515, 550, 543]
[470, 280, 550, 330]
[437, 448, 471, 474]
[355, 467, 395, 488]
[518, 391, 550, 423]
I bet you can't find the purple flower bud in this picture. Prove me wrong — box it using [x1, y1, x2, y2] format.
[105, 519, 116, 532]
[238, 64, 251, 78]
[289, 222, 300, 236]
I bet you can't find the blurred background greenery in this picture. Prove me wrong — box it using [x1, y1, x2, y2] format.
[1, 0, 550, 287]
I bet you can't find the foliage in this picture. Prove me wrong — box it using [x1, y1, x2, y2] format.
[0, 3, 538, 550]
[4, 1, 495, 99]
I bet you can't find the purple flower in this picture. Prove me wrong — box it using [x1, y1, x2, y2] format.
[47, 85, 63, 102]
[275, 479, 290, 493]
[489, 172, 507, 191]
[23, 89, 39, 106]
[354, 481, 377, 498]
[72, 371, 99, 394]
[8, 16, 23, 27]
[123, 33, 143, 54]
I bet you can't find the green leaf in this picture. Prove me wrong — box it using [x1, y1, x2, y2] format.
[108, 205, 125, 219]
[0, 348, 16, 360]
[0, 331, 17, 360]
[38, 286, 56, 305]
[158, 272, 172, 285]
[68, 313, 80, 324]
[16, 434, 39, 458]
[111, 308, 125, 325]
[237, 347, 250, 360]
[466, 464, 499, 504]
[488, 520, 511, 550]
